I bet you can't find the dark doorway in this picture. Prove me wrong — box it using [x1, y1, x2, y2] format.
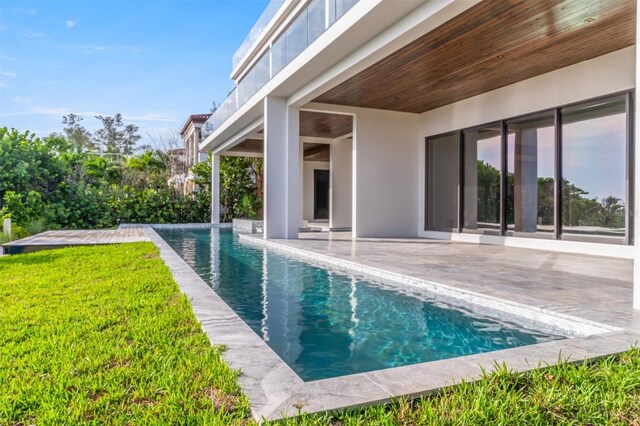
[314, 170, 330, 220]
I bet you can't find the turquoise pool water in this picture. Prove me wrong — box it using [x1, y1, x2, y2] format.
[155, 227, 562, 381]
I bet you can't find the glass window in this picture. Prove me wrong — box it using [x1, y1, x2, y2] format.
[255, 52, 270, 90]
[463, 125, 502, 233]
[426, 133, 460, 231]
[561, 98, 627, 241]
[271, 36, 286, 76]
[506, 112, 555, 237]
[286, 10, 308, 63]
[336, 0, 358, 19]
[308, 0, 326, 44]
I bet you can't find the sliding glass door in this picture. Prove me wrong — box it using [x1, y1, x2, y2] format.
[463, 124, 502, 234]
[505, 112, 555, 237]
[561, 98, 627, 242]
[424, 92, 632, 245]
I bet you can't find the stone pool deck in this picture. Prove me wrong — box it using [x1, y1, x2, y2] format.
[142, 225, 640, 422]
[249, 232, 638, 330]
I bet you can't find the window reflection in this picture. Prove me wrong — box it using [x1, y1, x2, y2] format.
[506, 113, 555, 236]
[561, 99, 627, 240]
[463, 125, 502, 232]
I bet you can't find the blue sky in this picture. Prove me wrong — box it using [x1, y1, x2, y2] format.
[0, 0, 269, 144]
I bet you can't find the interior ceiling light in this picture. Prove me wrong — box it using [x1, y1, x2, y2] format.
[585, 17, 596, 23]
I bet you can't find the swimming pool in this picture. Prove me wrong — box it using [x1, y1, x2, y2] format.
[155, 227, 563, 381]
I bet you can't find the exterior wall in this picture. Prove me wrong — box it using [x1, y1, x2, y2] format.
[303, 160, 330, 221]
[353, 107, 420, 237]
[417, 47, 636, 258]
[330, 138, 352, 229]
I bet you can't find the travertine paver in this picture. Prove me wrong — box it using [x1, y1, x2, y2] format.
[255, 232, 636, 329]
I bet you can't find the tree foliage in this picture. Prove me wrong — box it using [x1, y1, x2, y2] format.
[92, 113, 141, 155]
[191, 154, 263, 223]
[477, 160, 625, 231]
[62, 113, 95, 152]
[0, 126, 208, 230]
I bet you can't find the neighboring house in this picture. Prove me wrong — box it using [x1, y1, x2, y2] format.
[200, 1, 640, 304]
[166, 148, 187, 192]
[179, 113, 211, 193]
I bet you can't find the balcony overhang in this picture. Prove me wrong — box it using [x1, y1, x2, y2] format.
[217, 110, 353, 157]
[313, 0, 636, 113]
[201, 0, 481, 152]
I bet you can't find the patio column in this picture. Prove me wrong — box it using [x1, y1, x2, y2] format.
[330, 137, 352, 229]
[263, 96, 300, 239]
[211, 153, 220, 224]
[634, 0, 640, 310]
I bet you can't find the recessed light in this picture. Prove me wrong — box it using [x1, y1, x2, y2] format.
[497, 54, 504, 58]
[585, 17, 596, 23]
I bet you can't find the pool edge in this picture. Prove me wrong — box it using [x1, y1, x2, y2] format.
[145, 225, 639, 422]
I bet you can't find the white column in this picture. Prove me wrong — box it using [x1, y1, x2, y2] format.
[211, 153, 220, 224]
[634, 0, 640, 309]
[264, 96, 300, 239]
[330, 138, 352, 229]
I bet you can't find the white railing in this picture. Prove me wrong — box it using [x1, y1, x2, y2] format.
[203, 0, 359, 140]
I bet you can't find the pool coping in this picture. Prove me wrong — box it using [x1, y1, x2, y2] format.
[145, 225, 640, 422]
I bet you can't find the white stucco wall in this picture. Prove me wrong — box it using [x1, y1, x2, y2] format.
[353, 108, 420, 237]
[330, 138, 353, 229]
[303, 160, 330, 221]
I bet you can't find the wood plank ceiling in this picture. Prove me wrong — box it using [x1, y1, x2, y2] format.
[299, 111, 352, 138]
[314, 0, 636, 113]
[231, 139, 330, 161]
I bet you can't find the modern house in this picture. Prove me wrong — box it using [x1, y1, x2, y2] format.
[200, 0, 640, 306]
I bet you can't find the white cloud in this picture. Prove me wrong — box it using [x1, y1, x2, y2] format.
[21, 31, 45, 39]
[1, 106, 177, 123]
[14, 7, 36, 16]
[13, 96, 32, 104]
[70, 44, 106, 53]
[1, 70, 16, 78]
[65, 20, 76, 28]
[32, 106, 71, 116]
[123, 113, 178, 123]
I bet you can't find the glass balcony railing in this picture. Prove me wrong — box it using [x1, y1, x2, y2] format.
[232, 0, 287, 71]
[202, 0, 359, 140]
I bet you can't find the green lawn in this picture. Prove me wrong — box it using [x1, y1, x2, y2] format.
[2, 243, 640, 425]
[0, 243, 251, 424]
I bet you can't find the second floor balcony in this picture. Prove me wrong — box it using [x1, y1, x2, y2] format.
[203, 0, 359, 140]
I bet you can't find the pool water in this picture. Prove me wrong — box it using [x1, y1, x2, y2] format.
[155, 227, 562, 381]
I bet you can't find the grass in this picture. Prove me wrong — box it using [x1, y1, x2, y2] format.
[0, 243, 251, 424]
[277, 351, 640, 425]
[2, 243, 640, 425]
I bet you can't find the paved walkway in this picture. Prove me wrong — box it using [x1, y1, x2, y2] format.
[1, 227, 149, 253]
[259, 232, 637, 330]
